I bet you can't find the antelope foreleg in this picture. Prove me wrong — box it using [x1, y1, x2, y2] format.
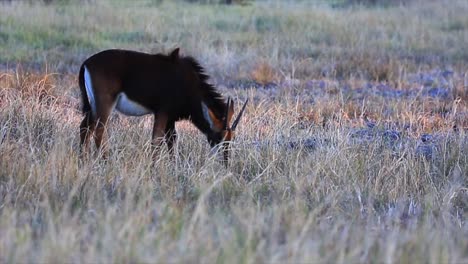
[152, 113, 169, 160]
[165, 122, 177, 156]
[94, 119, 110, 159]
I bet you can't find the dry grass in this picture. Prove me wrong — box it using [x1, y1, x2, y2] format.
[1, 68, 466, 263]
[0, 0, 467, 263]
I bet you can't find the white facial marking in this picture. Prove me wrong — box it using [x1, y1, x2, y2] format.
[115, 92, 151, 116]
[201, 102, 214, 129]
[83, 66, 97, 117]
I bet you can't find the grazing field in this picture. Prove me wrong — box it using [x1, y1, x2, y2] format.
[0, 0, 467, 262]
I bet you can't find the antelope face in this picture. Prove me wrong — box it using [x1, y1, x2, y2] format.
[203, 98, 248, 165]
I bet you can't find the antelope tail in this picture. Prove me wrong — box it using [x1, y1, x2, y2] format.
[78, 64, 97, 118]
[78, 64, 91, 116]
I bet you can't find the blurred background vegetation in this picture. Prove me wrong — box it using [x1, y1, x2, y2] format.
[0, 0, 416, 5]
[0, 0, 466, 83]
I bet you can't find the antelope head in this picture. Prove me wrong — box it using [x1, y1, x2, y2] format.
[202, 97, 249, 165]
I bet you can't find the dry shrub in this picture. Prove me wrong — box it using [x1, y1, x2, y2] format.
[332, 53, 399, 81]
[251, 61, 278, 85]
[343, 100, 381, 123]
[340, 0, 417, 7]
[453, 81, 468, 102]
[184, 0, 250, 4]
[0, 69, 56, 103]
[297, 109, 321, 128]
[298, 100, 342, 128]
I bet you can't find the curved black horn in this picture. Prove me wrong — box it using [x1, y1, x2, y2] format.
[223, 97, 232, 130]
[231, 99, 248, 131]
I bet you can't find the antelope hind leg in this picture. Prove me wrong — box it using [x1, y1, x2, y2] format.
[79, 112, 95, 159]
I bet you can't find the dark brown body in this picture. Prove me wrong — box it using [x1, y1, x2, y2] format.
[78, 48, 247, 163]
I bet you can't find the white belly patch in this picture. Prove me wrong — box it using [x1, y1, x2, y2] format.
[115, 92, 151, 116]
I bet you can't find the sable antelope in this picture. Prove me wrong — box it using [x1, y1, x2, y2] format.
[78, 48, 248, 164]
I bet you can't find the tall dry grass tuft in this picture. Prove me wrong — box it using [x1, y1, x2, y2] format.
[251, 61, 278, 85]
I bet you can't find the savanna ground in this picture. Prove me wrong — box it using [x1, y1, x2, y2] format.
[0, 0, 467, 262]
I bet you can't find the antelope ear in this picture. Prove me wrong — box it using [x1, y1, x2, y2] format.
[170, 48, 180, 60]
[202, 102, 222, 132]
